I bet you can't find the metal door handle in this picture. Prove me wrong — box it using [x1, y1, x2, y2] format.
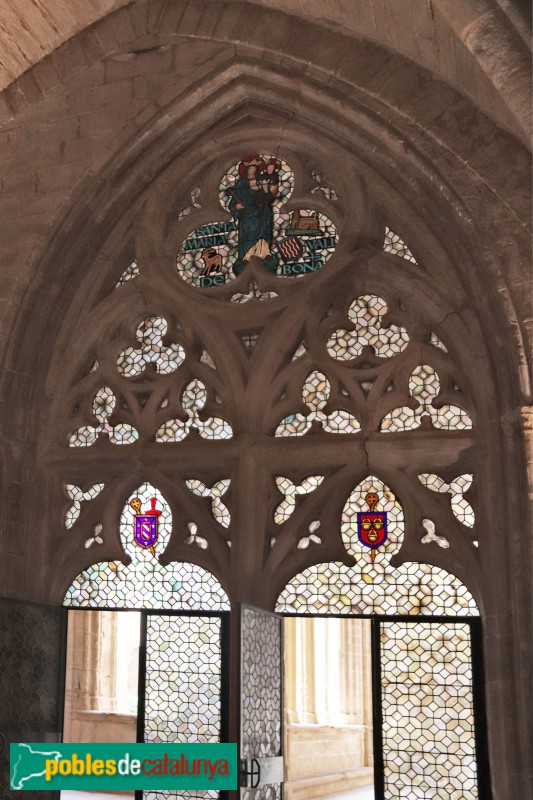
[250, 758, 260, 789]
[240, 757, 261, 788]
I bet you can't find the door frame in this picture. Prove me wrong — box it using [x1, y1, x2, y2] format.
[63, 607, 231, 800]
[280, 612, 491, 800]
[238, 604, 284, 799]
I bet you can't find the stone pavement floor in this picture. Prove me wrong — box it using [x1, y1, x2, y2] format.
[312, 788, 374, 800]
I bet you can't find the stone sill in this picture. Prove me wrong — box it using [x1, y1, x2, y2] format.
[70, 710, 136, 720]
[289, 722, 368, 730]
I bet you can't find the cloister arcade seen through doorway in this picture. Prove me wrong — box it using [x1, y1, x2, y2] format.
[0, 6, 530, 797]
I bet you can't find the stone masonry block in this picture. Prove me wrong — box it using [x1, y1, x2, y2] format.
[106, 7, 138, 47]
[147, 0, 176, 34]
[76, 28, 108, 67]
[207, 3, 247, 41]
[93, 22, 120, 57]
[174, 1, 205, 36]
[30, 58, 63, 96]
[192, 3, 227, 39]
[52, 40, 90, 82]
[67, 80, 133, 114]
[104, 46, 173, 83]
[36, 162, 91, 194]
[77, 107, 122, 138]
[127, 2, 150, 38]
[59, 135, 112, 166]
[61, 62, 106, 94]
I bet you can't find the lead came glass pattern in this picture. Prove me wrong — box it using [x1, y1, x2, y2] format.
[116, 316, 185, 377]
[63, 561, 231, 610]
[419, 473, 475, 527]
[274, 475, 324, 524]
[69, 386, 139, 446]
[155, 379, 233, 442]
[241, 608, 282, 800]
[275, 370, 360, 437]
[143, 615, 221, 800]
[185, 479, 231, 528]
[276, 476, 478, 616]
[64, 483, 230, 610]
[380, 365, 473, 432]
[242, 790, 281, 800]
[381, 621, 478, 799]
[64, 482, 105, 528]
[116, 259, 140, 286]
[177, 155, 338, 290]
[327, 295, 410, 361]
[383, 227, 418, 263]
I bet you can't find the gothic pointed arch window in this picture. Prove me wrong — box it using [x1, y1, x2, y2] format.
[56, 151, 487, 799]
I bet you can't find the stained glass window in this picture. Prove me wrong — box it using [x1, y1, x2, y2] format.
[380, 365, 473, 432]
[383, 227, 417, 263]
[276, 476, 478, 616]
[275, 370, 360, 436]
[274, 475, 324, 524]
[176, 154, 338, 289]
[64, 482, 105, 529]
[186, 479, 231, 528]
[116, 259, 140, 286]
[155, 379, 233, 442]
[381, 621, 478, 799]
[69, 386, 139, 446]
[57, 147, 485, 800]
[419, 473, 475, 527]
[143, 614, 222, 800]
[64, 483, 229, 610]
[327, 294, 410, 360]
[116, 316, 185, 377]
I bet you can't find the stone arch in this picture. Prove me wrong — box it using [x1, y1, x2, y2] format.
[0, 4, 530, 797]
[1, 67, 526, 603]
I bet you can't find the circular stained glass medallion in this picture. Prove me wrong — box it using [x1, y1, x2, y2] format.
[176, 154, 338, 290]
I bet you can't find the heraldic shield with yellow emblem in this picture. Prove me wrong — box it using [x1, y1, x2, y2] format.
[357, 492, 388, 563]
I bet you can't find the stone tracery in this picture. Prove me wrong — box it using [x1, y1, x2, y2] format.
[0, 1, 528, 794]
[56, 151, 481, 597]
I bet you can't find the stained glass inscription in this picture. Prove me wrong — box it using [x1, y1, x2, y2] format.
[176, 155, 338, 289]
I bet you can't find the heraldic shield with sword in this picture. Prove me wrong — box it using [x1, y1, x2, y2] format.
[357, 492, 388, 563]
[130, 496, 161, 557]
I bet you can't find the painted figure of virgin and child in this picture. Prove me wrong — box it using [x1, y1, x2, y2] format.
[228, 155, 282, 275]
